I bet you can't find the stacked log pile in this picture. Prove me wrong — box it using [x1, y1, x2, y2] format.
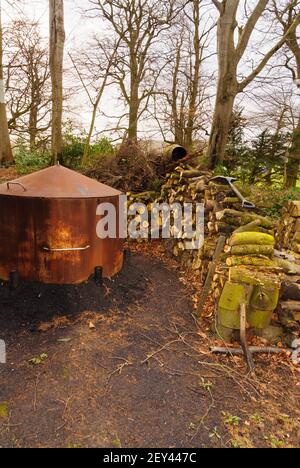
[126, 167, 276, 287]
[278, 281, 300, 345]
[274, 201, 300, 344]
[158, 166, 211, 205]
[216, 229, 282, 342]
[225, 229, 278, 269]
[126, 164, 211, 280]
[155, 165, 212, 280]
[124, 165, 300, 346]
[276, 201, 300, 257]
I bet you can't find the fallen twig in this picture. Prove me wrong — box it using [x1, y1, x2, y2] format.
[141, 339, 180, 364]
[211, 347, 290, 355]
[33, 374, 39, 412]
[240, 304, 255, 374]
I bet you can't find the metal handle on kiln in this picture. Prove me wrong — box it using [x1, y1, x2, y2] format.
[43, 245, 90, 252]
[7, 182, 27, 192]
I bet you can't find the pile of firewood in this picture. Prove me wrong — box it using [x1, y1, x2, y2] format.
[273, 201, 300, 343]
[127, 166, 276, 284]
[276, 201, 300, 257]
[126, 165, 300, 344]
[225, 227, 278, 269]
[158, 166, 211, 205]
[126, 164, 211, 280]
[278, 280, 300, 345]
[155, 164, 212, 280]
[215, 227, 282, 342]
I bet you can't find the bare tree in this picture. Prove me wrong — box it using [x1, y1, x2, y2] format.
[272, 0, 300, 187]
[4, 19, 51, 150]
[207, 0, 300, 169]
[88, 0, 184, 142]
[0, 0, 12, 164]
[49, 0, 65, 164]
[158, 0, 213, 149]
[184, 0, 210, 149]
[69, 37, 120, 165]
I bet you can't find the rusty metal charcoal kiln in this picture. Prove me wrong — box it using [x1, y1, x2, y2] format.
[0, 165, 124, 284]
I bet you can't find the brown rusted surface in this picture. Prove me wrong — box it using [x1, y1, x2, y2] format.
[0, 166, 124, 284]
[0, 164, 122, 198]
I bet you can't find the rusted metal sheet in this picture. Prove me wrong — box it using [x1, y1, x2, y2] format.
[0, 164, 122, 198]
[0, 166, 124, 284]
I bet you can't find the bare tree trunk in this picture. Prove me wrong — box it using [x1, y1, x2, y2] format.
[128, 86, 139, 141]
[49, 0, 65, 164]
[83, 103, 98, 166]
[285, 112, 300, 188]
[29, 82, 39, 151]
[29, 105, 38, 151]
[185, 0, 201, 150]
[128, 51, 139, 141]
[208, 92, 237, 168]
[95, 1, 183, 145]
[207, 0, 239, 168]
[207, 0, 298, 169]
[69, 39, 119, 166]
[170, 39, 184, 146]
[0, 2, 13, 164]
[282, 3, 300, 189]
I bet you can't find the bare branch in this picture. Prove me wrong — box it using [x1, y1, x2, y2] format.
[239, 11, 300, 91]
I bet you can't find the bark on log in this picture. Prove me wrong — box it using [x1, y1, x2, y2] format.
[231, 244, 274, 256]
[195, 180, 207, 193]
[180, 169, 203, 179]
[276, 259, 300, 275]
[229, 232, 274, 247]
[287, 200, 300, 218]
[216, 209, 273, 229]
[230, 267, 281, 289]
[234, 220, 262, 233]
[226, 256, 278, 268]
[281, 281, 300, 301]
[281, 301, 300, 312]
[215, 222, 236, 234]
[223, 197, 240, 205]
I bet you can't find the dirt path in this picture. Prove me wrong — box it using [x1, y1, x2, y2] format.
[0, 252, 299, 448]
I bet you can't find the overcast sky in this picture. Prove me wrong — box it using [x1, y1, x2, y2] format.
[1, 0, 299, 143]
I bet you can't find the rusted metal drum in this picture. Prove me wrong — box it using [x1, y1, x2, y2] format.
[0, 165, 124, 284]
[163, 144, 187, 162]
